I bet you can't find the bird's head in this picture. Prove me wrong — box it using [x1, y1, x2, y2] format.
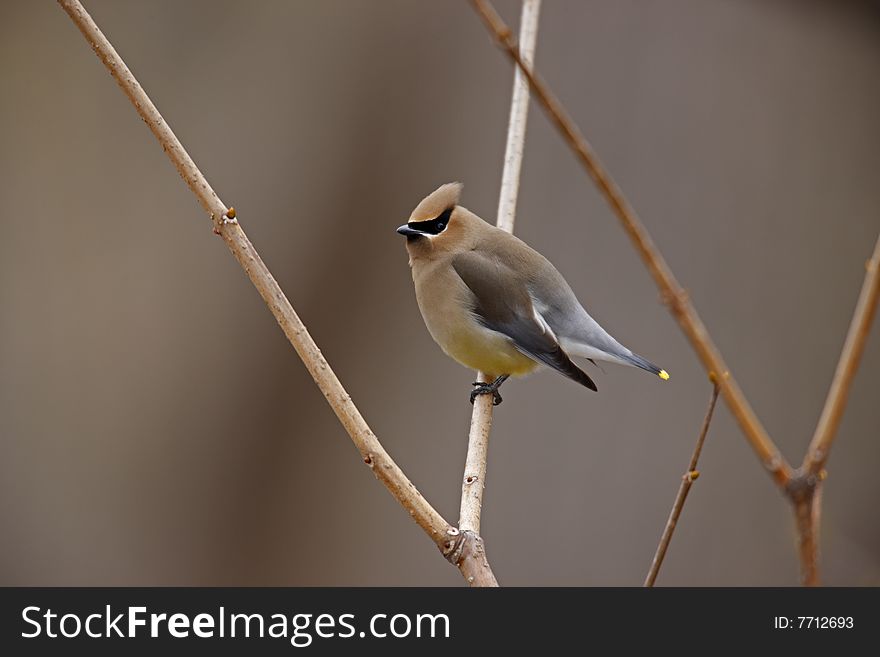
[397, 182, 466, 257]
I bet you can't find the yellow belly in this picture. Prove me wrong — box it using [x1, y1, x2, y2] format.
[443, 325, 538, 378]
[412, 257, 539, 378]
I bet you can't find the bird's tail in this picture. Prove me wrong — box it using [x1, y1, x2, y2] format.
[558, 312, 669, 381]
[617, 351, 670, 381]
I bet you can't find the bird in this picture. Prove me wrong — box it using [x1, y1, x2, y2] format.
[397, 182, 668, 405]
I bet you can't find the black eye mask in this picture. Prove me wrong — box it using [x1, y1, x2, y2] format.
[406, 207, 452, 235]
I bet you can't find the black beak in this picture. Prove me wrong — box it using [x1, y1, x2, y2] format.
[396, 224, 426, 237]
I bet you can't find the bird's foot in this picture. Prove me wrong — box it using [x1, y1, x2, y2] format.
[470, 383, 503, 406]
[469, 375, 509, 406]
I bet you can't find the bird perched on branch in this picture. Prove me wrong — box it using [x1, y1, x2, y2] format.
[397, 182, 668, 405]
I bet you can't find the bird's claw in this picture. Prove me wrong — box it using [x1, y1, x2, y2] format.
[470, 383, 503, 406]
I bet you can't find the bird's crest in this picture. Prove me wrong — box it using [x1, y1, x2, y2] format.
[409, 182, 463, 222]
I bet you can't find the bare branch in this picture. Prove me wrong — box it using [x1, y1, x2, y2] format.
[803, 234, 880, 476]
[459, 401, 495, 535]
[787, 475, 824, 586]
[56, 0, 460, 563]
[459, 0, 541, 545]
[495, 0, 541, 235]
[469, 0, 793, 489]
[445, 530, 500, 587]
[789, 232, 880, 585]
[645, 384, 720, 587]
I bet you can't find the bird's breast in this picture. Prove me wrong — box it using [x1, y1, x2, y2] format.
[411, 260, 537, 378]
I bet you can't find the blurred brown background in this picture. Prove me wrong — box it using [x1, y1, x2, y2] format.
[1, 0, 878, 586]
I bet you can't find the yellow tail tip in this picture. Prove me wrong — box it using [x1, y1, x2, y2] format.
[658, 370, 670, 381]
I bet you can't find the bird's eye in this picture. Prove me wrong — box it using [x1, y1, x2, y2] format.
[437, 222, 446, 231]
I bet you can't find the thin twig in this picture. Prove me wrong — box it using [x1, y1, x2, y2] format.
[469, 0, 792, 489]
[803, 234, 880, 477]
[459, 0, 541, 545]
[55, 0, 501, 582]
[644, 384, 720, 587]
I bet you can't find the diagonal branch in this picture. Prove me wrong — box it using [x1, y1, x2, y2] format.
[803, 233, 880, 477]
[56, 0, 498, 583]
[645, 383, 720, 587]
[790, 232, 880, 585]
[469, 0, 792, 489]
[459, 0, 541, 547]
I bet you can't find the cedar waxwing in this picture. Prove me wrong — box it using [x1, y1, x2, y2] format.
[397, 183, 669, 405]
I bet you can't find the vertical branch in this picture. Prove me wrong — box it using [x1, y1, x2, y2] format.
[644, 384, 720, 587]
[495, 0, 541, 235]
[458, 0, 542, 546]
[789, 479, 823, 586]
[459, 404, 495, 536]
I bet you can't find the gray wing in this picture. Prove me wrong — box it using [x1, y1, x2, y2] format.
[451, 251, 597, 391]
[477, 228, 627, 361]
